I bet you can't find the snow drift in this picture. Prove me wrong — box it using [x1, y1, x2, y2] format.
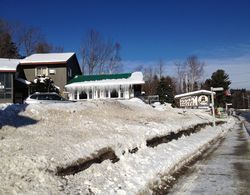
[0, 99, 235, 194]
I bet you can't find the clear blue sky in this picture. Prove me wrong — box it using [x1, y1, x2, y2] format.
[2, 0, 250, 88]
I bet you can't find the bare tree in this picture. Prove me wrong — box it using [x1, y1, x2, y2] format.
[1, 19, 64, 57]
[81, 29, 122, 75]
[18, 26, 43, 56]
[175, 61, 186, 94]
[156, 59, 165, 78]
[185, 55, 204, 91]
[143, 67, 158, 95]
[35, 41, 64, 53]
[107, 42, 122, 74]
[133, 64, 144, 72]
[35, 41, 53, 53]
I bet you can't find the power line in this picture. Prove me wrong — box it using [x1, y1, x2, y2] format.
[229, 71, 250, 76]
[232, 80, 250, 83]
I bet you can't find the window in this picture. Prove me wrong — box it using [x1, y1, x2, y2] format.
[105, 89, 109, 98]
[49, 69, 56, 75]
[120, 86, 124, 98]
[36, 67, 48, 76]
[37, 95, 48, 100]
[0, 73, 13, 100]
[111, 89, 118, 98]
[97, 89, 100, 98]
[68, 68, 72, 77]
[79, 91, 87, 99]
[30, 95, 38, 99]
[74, 91, 78, 100]
[49, 94, 62, 100]
[89, 89, 92, 99]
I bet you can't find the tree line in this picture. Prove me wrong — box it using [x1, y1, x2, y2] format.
[0, 18, 63, 58]
[0, 18, 122, 75]
[1, 18, 247, 108]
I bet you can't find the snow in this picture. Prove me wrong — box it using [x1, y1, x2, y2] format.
[175, 90, 215, 99]
[168, 120, 249, 195]
[16, 78, 31, 85]
[0, 58, 20, 71]
[0, 99, 236, 194]
[65, 72, 144, 90]
[152, 102, 174, 111]
[20, 53, 75, 64]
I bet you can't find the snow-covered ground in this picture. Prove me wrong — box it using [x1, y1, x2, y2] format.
[0, 99, 236, 194]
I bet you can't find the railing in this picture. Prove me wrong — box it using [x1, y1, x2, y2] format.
[138, 95, 159, 104]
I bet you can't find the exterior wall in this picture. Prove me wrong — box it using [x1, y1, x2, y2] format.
[66, 54, 82, 82]
[0, 72, 14, 103]
[21, 64, 67, 94]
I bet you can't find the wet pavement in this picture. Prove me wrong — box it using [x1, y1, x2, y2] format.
[168, 121, 250, 195]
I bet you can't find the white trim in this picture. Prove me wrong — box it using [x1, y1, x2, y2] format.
[175, 90, 215, 99]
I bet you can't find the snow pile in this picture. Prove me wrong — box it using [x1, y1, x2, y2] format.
[152, 102, 174, 111]
[0, 100, 235, 194]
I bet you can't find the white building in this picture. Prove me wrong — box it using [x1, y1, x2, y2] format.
[65, 72, 145, 100]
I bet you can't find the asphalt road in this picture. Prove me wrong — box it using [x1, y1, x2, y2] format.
[168, 120, 250, 195]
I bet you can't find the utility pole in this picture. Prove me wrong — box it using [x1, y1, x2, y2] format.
[248, 95, 250, 109]
[242, 94, 250, 109]
[211, 87, 224, 127]
[185, 73, 188, 93]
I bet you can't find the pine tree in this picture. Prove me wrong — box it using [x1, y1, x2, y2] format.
[32, 77, 59, 94]
[156, 76, 175, 104]
[210, 69, 231, 107]
[0, 32, 19, 58]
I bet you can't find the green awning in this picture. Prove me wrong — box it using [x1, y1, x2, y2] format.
[68, 73, 132, 84]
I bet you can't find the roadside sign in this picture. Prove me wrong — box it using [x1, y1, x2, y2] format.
[211, 87, 224, 92]
[180, 96, 198, 107]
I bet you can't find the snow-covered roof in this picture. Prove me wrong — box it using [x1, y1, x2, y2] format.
[0, 58, 20, 72]
[175, 90, 215, 99]
[20, 53, 75, 64]
[65, 72, 144, 90]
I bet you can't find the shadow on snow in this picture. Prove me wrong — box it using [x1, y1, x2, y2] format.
[0, 104, 38, 129]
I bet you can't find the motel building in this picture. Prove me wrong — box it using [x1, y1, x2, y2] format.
[174, 90, 215, 109]
[65, 72, 145, 100]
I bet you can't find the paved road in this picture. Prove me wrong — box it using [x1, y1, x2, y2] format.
[168, 120, 250, 195]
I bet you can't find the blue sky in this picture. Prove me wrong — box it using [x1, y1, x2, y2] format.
[1, 0, 250, 89]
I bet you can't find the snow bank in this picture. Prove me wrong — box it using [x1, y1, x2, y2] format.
[0, 100, 235, 194]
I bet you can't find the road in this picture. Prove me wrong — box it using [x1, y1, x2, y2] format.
[168, 119, 250, 195]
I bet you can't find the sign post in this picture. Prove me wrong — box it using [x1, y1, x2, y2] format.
[211, 87, 224, 127]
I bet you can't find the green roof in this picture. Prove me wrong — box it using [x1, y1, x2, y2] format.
[68, 73, 132, 84]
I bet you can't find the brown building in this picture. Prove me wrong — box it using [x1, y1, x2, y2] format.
[16, 53, 82, 102]
[0, 53, 82, 103]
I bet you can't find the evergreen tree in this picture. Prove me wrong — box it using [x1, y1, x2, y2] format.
[230, 89, 248, 109]
[201, 79, 212, 90]
[210, 69, 231, 107]
[156, 76, 175, 104]
[32, 77, 59, 94]
[0, 32, 19, 58]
